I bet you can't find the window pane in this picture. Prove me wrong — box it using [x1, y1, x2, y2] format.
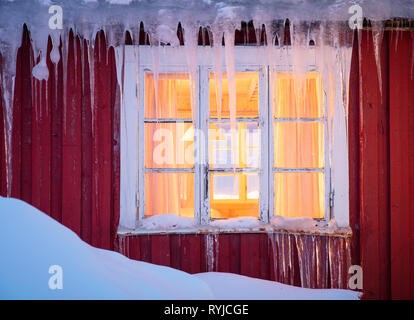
[210, 173, 259, 219]
[274, 122, 324, 168]
[145, 123, 194, 168]
[274, 72, 322, 118]
[210, 72, 259, 118]
[274, 172, 324, 219]
[209, 122, 260, 169]
[145, 73, 192, 119]
[145, 173, 194, 217]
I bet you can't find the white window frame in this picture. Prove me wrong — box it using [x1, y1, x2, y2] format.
[116, 45, 349, 232]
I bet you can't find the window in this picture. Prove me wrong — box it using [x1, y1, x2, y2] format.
[143, 72, 195, 218]
[118, 46, 348, 231]
[209, 72, 261, 219]
[272, 72, 327, 219]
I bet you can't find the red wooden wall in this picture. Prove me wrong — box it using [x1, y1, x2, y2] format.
[1, 26, 120, 250]
[118, 233, 352, 289]
[348, 26, 414, 299]
[0, 24, 413, 299]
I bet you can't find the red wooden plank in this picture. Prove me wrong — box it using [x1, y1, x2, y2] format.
[151, 235, 171, 267]
[240, 233, 260, 278]
[229, 233, 241, 275]
[32, 37, 52, 215]
[199, 235, 207, 272]
[62, 30, 82, 235]
[258, 233, 270, 280]
[268, 233, 278, 282]
[359, 28, 390, 299]
[389, 29, 414, 300]
[41, 37, 52, 215]
[92, 30, 112, 249]
[50, 35, 63, 223]
[181, 234, 201, 274]
[295, 234, 316, 288]
[290, 235, 301, 287]
[0, 53, 7, 197]
[315, 235, 329, 289]
[169, 234, 182, 270]
[276, 233, 289, 284]
[10, 46, 22, 199]
[31, 54, 41, 210]
[217, 234, 231, 273]
[12, 26, 33, 202]
[127, 236, 141, 261]
[109, 45, 120, 251]
[21, 28, 34, 205]
[348, 30, 361, 267]
[81, 38, 92, 243]
[139, 235, 152, 263]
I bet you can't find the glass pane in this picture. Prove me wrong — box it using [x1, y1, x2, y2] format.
[145, 123, 194, 168]
[209, 122, 260, 169]
[274, 122, 324, 168]
[210, 72, 259, 118]
[145, 173, 194, 217]
[274, 172, 324, 219]
[246, 174, 259, 199]
[210, 173, 259, 219]
[145, 73, 192, 119]
[213, 175, 239, 200]
[274, 72, 322, 118]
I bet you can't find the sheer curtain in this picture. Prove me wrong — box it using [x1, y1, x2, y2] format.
[144, 73, 194, 218]
[274, 72, 325, 218]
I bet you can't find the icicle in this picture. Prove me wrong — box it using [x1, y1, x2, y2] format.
[182, 22, 199, 124]
[223, 28, 238, 177]
[372, 20, 384, 101]
[50, 30, 62, 65]
[32, 54, 49, 81]
[205, 233, 219, 272]
[151, 45, 160, 120]
[1, 64, 15, 197]
[212, 26, 223, 129]
[267, 231, 278, 281]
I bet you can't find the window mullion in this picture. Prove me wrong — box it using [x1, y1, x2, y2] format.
[194, 65, 201, 225]
[268, 66, 275, 221]
[138, 64, 146, 223]
[259, 66, 270, 223]
[199, 66, 210, 225]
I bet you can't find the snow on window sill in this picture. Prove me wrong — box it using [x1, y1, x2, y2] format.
[117, 215, 352, 237]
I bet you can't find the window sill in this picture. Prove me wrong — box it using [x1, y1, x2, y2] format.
[117, 223, 352, 238]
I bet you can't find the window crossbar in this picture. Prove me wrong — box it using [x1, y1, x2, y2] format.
[209, 117, 260, 123]
[144, 118, 193, 123]
[274, 118, 324, 122]
[209, 168, 260, 173]
[273, 168, 324, 173]
[145, 168, 195, 173]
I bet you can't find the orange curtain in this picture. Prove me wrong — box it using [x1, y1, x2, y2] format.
[144, 73, 194, 218]
[274, 72, 325, 218]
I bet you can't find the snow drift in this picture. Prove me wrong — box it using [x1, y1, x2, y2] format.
[0, 196, 360, 299]
[0, 196, 213, 299]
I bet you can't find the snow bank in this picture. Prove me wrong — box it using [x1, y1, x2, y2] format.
[139, 213, 197, 230]
[196, 272, 361, 300]
[0, 197, 359, 299]
[209, 217, 266, 229]
[0, 197, 213, 299]
[270, 215, 316, 233]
